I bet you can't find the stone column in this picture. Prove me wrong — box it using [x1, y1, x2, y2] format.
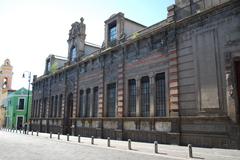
[136, 77, 141, 117]
[149, 73, 155, 117]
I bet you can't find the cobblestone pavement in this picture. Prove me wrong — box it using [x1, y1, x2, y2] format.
[0, 129, 239, 160]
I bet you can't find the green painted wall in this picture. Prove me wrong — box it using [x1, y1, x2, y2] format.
[5, 88, 32, 129]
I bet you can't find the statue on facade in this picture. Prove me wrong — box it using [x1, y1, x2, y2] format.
[68, 17, 86, 39]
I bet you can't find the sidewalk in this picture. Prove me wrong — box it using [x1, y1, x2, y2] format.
[1, 128, 240, 160]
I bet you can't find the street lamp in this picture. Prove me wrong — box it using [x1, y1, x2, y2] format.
[22, 71, 31, 123]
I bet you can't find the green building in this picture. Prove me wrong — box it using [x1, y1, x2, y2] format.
[5, 87, 32, 129]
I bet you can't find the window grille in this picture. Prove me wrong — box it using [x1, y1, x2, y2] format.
[107, 83, 116, 117]
[85, 89, 91, 117]
[92, 87, 98, 117]
[155, 73, 166, 117]
[128, 79, 136, 117]
[141, 76, 150, 117]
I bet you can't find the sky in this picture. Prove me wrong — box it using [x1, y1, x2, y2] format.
[0, 0, 175, 90]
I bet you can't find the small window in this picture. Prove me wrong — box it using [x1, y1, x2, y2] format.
[2, 77, 8, 89]
[46, 59, 51, 72]
[18, 98, 25, 110]
[71, 47, 77, 62]
[108, 21, 117, 44]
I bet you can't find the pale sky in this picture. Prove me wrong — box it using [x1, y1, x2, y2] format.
[0, 0, 175, 90]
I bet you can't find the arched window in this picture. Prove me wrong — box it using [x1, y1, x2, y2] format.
[70, 47, 77, 62]
[2, 77, 8, 89]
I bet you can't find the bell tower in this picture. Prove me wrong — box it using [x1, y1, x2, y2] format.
[0, 59, 13, 92]
[67, 17, 86, 63]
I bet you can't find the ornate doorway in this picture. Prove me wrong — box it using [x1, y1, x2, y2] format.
[63, 93, 73, 134]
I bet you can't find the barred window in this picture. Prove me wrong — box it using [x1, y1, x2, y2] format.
[85, 88, 91, 117]
[141, 76, 150, 117]
[79, 90, 84, 117]
[155, 73, 166, 117]
[42, 98, 47, 118]
[49, 96, 54, 117]
[35, 100, 38, 117]
[92, 87, 98, 117]
[58, 94, 63, 117]
[128, 79, 136, 117]
[38, 100, 41, 117]
[54, 96, 58, 117]
[107, 83, 116, 117]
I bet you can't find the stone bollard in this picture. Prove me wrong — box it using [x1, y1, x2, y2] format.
[50, 132, 52, 139]
[154, 141, 158, 153]
[128, 139, 132, 150]
[188, 144, 193, 158]
[78, 135, 81, 143]
[107, 137, 110, 147]
[27, 131, 29, 135]
[91, 136, 94, 145]
[37, 131, 39, 136]
[58, 132, 60, 140]
[31, 130, 33, 135]
[67, 134, 69, 141]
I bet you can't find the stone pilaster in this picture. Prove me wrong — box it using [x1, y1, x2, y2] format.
[72, 80, 78, 118]
[89, 89, 93, 117]
[149, 73, 155, 117]
[98, 69, 104, 118]
[117, 63, 124, 117]
[136, 77, 141, 117]
[168, 49, 179, 116]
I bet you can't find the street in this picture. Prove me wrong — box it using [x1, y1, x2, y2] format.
[0, 130, 240, 160]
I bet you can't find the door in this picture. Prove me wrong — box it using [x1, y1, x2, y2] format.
[16, 116, 23, 129]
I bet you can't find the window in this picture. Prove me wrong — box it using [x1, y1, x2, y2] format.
[58, 95, 63, 117]
[107, 83, 116, 117]
[42, 98, 47, 118]
[128, 79, 136, 117]
[54, 96, 58, 117]
[71, 47, 77, 62]
[141, 76, 150, 117]
[85, 89, 91, 117]
[35, 100, 38, 117]
[92, 87, 98, 117]
[49, 96, 54, 117]
[46, 59, 51, 72]
[108, 21, 117, 45]
[18, 98, 25, 110]
[79, 90, 84, 117]
[2, 77, 8, 89]
[155, 73, 166, 117]
[38, 100, 41, 117]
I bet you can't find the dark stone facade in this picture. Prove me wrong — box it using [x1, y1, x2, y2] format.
[31, 0, 240, 149]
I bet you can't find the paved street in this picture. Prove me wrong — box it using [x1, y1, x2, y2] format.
[0, 130, 240, 160]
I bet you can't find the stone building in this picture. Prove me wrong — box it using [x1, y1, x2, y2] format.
[31, 0, 240, 149]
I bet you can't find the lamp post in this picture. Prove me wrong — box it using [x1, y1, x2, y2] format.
[22, 71, 31, 123]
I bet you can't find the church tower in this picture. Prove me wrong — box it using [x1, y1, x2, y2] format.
[67, 17, 86, 63]
[0, 59, 13, 92]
